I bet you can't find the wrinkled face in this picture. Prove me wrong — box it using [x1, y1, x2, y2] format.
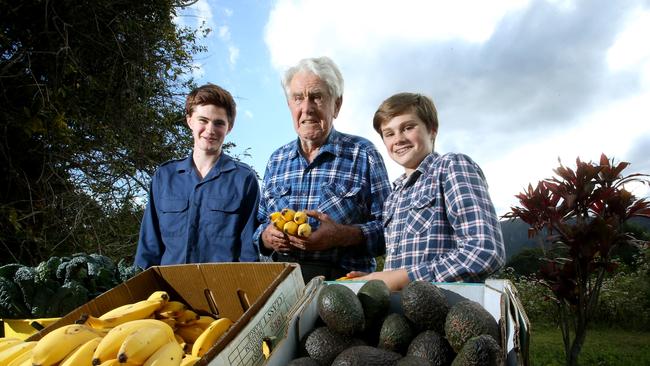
[287, 71, 342, 146]
[186, 104, 232, 155]
[380, 112, 436, 176]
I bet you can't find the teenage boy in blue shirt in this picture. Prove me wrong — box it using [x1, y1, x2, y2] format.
[135, 84, 260, 268]
[348, 92, 505, 290]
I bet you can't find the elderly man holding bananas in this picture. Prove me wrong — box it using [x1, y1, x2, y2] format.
[254, 57, 391, 282]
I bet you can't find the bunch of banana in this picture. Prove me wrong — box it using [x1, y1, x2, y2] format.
[92, 318, 174, 365]
[81, 290, 170, 329]
[30, 323, 104, 365]
[270, 208, 312, 238]
[190, 317, 233, 357]
[0, 339, 36, 366]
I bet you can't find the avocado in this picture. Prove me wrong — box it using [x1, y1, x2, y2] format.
[451, 334, 503, 366]
[397, 355, 434, 366]
[407, 330, 455, 366]
[444, 300, 500, 352]
[303, 326, 365, 366]
[288, 356, 321, 366]
[331, 345, 402, 366]
[357, 279, 391, 321]
[401, 280, 449, 333]
[377, 313, 414, 355]
[318, 283, 365, 336]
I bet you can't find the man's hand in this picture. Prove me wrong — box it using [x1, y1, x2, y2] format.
[345, 269, 410, 291]
[261, 223, 304, 252]
[287, 210, 364, 251]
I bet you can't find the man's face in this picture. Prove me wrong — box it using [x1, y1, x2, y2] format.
[287, 71, 342, 146]
[186, 104, 232, 155]
[380, 112, 436, 176]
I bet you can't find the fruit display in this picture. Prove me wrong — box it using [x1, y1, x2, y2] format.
[270, 209, 313, 238]
[289, 280, 504, 366]
[0, 290, 233, 366]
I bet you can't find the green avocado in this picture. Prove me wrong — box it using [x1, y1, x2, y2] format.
[287, 356, 320, 366]
[303, 326, 365, 366]
[357, 279, 391, 321]
[407, 330, 455, 366]
[318, 283, 365, 336]
[377, 313, 414, 355]
[397, 355, 434, 366]
[401, 281, 449, 333]
[331, 345, 402, 366]
[451, 334, 503, 366]
[444, 300, 500, 353]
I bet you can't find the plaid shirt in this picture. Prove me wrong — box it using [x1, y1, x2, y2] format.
[383, 152, 505, 282]
[254, 129, 391, 272]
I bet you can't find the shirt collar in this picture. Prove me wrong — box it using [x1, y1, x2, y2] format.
[289, 128, 341, 159]
[392, 152, 440, 189]
[175, 152, 236, 178]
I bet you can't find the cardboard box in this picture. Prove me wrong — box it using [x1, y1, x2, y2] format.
[264, 278, 530, 366]
[25, 262, 305, 366]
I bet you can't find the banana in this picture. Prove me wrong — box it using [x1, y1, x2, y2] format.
[7, 348, 33, 366]
[117, 324, 174, 365]
[143, 340, 184, 366]
[297, 223, 312, 238]
[191, 317, 233, 357]
[147, 291, 170, 304]
[174, 333, 187, 352]
[0, 341, 36, 365]
[272, 216, 286, 231]
[180, 355, 201, 366]
[194, 315, 217, 329]
[99, 359, 120, 366]
[157, 317, 177, 329]
[93, 319, 174, 365]
[157, 301, 187, 318]
[174, 309, 199, 326]
[84, 298, 166, 329]
[281, 208, 295, 221]
[0, 338, 22, 352]
[283, 220, 298, 236]
[175, 324, 205, 343]
[293, 210, 308, 224]
[31, 324, 102, 366]
[60, 336, 101, 366]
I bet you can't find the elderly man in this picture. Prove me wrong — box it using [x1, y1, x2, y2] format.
[254, 56, 391, 282]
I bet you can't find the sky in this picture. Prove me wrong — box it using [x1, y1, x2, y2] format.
[174, 0, 650, 216]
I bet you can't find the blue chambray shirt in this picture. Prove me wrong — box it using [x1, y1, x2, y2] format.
[254, 129, 391, 272]
[135, 153, 260, 268]
[383, 152, 506, 282]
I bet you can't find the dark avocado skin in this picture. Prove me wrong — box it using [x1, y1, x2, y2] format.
[304, 326, 365, 366]
[451, 334, 503, 366]
[318, 283, 365, 336]
[357, 279, 391, 321]
[378, 313, 414, 355]
[397, 355, 434, 366]
[401, 281, 449, 333]
[444, 300, 500, 353]
[331, 345, 403, 366]
[407, 330, 455, 366]
[287, 356, 321, 366]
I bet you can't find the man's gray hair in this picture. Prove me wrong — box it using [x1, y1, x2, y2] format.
[281, 56, 344, 99]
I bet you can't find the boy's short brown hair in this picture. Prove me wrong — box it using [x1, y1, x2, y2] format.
[373, 92, 438, 136]
[185, 83, 237, 127]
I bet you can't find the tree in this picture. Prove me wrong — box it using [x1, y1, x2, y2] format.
[0, 0, 207, 264]
[503, 153, 650, 366]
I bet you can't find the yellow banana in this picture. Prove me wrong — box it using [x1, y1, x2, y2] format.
[93, 319, 174, 365]
[174, 333, 187, 352]
[143, 340, 184, 366]
[191, 317, 233, 357]
[31, 324, 102, 366]
[281, 208, 295, 221]
[0, 338, 22, 352]
[0, 341, 36, 365]
[7, 348, 33, 366]
[297, 223, 312, 238]
[84, 299, 166, 329]
[283, 220, 298, 236]
[99, 359, 119, 366]
[60, 336, 101, 366]
[174, 309, 199, 326]
[293, 210, 308, 224]
[175, 324, 205, 343]
[269, 211, 282, 222]
[180, 355, 201, 366]
[272, 216, 286, 231]
[157, 301, 187, 318]
[147, 291, 170, 304]
[117, 325, 173, 365]
[194, 315, 217, 329]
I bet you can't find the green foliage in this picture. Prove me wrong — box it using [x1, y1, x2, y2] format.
[0, 0, 207, 264]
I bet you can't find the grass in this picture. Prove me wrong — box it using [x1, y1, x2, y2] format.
[530, 326, 650, 366]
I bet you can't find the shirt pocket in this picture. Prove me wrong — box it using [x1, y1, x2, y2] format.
[318, 183, 363, 224]
[205, 197, 241, 237]
[267, 184, 292, 211]
[404, 193, 437, 234]
[159, 198, 189, 237]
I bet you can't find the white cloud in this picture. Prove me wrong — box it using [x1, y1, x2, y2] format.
[244, 110, 254, 119]
[228, 46, 240, 67]
[218, 25, 231, 41]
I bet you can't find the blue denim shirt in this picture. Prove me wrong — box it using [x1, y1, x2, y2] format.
[135, 153, 260, 268]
